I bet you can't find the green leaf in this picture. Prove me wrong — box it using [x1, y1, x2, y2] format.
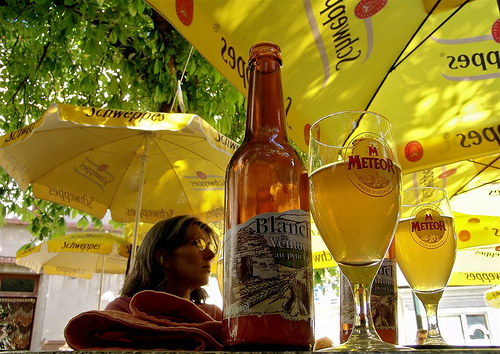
[128, 0, 137, 17]
[76, 216, 89, 230]
[109, 27, 118, 44]
[137, 0, 145, 14]
[154, 59, 161, 74]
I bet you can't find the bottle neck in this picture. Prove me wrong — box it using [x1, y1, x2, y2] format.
[245, 57, 287, 139]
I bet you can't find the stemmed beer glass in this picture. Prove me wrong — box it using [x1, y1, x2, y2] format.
[395, 187, 457, 345]
[308, 111, 402, 350]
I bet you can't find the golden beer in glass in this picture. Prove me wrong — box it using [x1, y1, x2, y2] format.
[308, 111, 402, 350]
[395, 187, 457, 345]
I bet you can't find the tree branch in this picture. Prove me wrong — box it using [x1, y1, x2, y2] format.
[9, 41, 51, 105]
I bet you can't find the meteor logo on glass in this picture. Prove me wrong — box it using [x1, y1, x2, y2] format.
[345, 137, 398, 197]
[410, 207, 451, 249]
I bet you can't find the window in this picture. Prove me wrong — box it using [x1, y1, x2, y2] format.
[0, 274, 38, 297]
[466, 314, 491, 345]
[1, 277, 36, 293]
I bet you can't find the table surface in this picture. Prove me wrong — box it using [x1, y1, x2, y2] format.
[6, 348, 500, 354]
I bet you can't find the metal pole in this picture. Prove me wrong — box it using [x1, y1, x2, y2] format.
[130, 135, 152, 272]
[98, 256, 104, 310]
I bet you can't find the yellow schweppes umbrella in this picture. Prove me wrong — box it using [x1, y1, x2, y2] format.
[0, 103, 239, 265]
[146, 0, 499, 174]
[485, 285, 500, 308]
[402, 154, 500, 213]
[448, 212, 500, 286]
[0, 104, 237, 224]
[15, 232, 130, 279]
[15, 232, 130, 309]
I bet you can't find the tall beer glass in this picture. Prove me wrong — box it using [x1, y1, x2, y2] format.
[308, 111, 402, 350]
[395, 187, 457, 345]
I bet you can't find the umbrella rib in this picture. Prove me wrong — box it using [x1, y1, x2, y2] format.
[18, 124, 134, 165]
[25, 123, 159, 219]
[153, 135, 200, 169]
[450, 156, 500, 198]
[150, 137, 204, 214]
[453, 176, 500, 197]
[156, 133, 222, 165]
[392, 0, 470, 71]
[365, 0, 469, 111]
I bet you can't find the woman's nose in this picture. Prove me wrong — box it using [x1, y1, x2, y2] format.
[204, 248, 216, 260]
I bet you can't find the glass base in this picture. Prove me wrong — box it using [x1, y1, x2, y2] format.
[318, 336, 414, 352]
[423, 335, 448, 346]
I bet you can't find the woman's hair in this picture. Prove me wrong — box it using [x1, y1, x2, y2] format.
[121, 215, 219, 303]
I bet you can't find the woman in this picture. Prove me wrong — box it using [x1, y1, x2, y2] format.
[105, 215, 222, 320]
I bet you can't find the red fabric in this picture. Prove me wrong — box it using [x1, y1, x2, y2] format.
[198, 303, 223, 321]
[105, 294, 222, 320]
[64, 290, 223, 351]
[104, 295, 132, 313]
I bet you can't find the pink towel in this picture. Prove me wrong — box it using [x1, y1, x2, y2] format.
[64, 290, 223, 351]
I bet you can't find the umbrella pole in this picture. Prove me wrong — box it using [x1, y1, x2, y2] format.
[98, 256, 104, 310]
[130, 137, 150, 272]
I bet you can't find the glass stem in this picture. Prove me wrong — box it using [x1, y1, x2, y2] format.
[424, 302, 442, 339]
[349, 281, 381, 341]
[416, 290, 447, 345]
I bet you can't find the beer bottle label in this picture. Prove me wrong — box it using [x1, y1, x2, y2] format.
[223, 210, 312, 322]
[339, 273, 354, 327]
[371, 258, 398, 332]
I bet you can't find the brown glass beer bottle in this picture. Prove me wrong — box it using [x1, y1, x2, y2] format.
[340, 240, 398, 344]
[223, 42, 314, 350]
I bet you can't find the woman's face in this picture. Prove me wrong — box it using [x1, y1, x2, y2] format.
[163, 224, 217, 297]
